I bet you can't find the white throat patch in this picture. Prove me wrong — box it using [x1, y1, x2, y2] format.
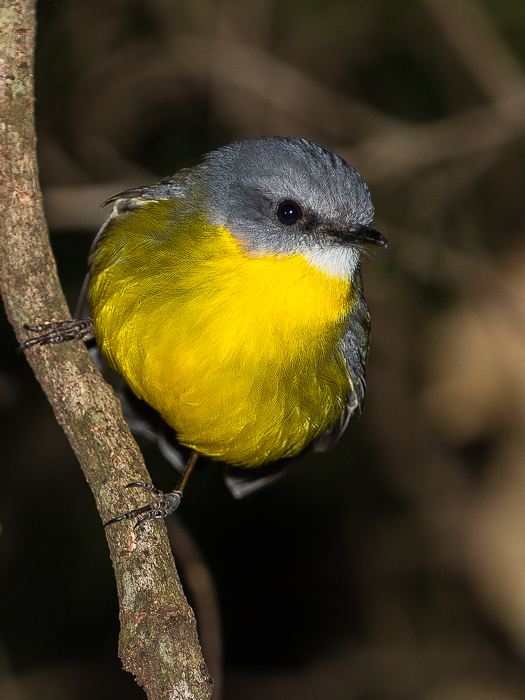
[300, 244, 360, 279]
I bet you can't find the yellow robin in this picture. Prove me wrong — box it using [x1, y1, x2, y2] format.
[21, 136, 387, 526]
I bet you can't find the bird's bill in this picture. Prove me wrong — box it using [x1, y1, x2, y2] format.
[331, 225, 388, 248]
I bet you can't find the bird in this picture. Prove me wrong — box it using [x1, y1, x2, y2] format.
[21, 136, 387, 526]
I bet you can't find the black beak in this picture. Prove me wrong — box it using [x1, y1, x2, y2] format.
[330, 224, 388, 248]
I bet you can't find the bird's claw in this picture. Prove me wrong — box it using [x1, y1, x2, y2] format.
[19, 319, 94, 351]
[104, 482, 183, 528]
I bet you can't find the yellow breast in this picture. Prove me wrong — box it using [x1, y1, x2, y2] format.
[89, 201, 355, 467]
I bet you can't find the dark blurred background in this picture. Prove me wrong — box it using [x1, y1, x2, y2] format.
[3, 0, 525, 698]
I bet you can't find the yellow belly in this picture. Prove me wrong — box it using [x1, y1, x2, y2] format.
[89, 206, 354, 467]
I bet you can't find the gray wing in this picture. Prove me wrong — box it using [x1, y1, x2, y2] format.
[312, 265, 371, 453]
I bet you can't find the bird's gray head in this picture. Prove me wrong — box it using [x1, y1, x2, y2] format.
[199, 136, 386, 278]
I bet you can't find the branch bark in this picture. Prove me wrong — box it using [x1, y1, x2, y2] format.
[0, 2, 212, 698]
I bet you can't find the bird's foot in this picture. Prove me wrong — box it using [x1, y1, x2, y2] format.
[19, 319, 94, 351]
[104, 482, 183, 529]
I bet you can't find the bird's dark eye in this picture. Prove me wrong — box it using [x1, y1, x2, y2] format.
[277, 200, 303, 225]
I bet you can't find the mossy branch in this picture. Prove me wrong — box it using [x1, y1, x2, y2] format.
[0, 2, 212, 698]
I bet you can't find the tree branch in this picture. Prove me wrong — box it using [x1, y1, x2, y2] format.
[0, 2, 212, 698]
